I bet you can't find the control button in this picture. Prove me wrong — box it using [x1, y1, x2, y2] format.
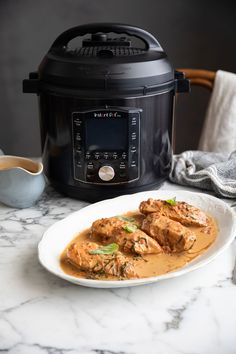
[112, 152, 118, 160]
[131, 117, 137, 126]
[85, 152, 91, 160]
[98, 166, 115, 181]
[130, 146, 137, 153]
[86, 162, 96, 182]
[103, 152, 109, 160]
[94, 152, 100, 160]
[131, 159, 137, 167]
[86, 173, 96, 182]
[76, 161, 82, 168]
[74, 119, 82, 127]
[87, 162, 94, 170]
[119, 170, 127, 178]
[119, 162, 126, 169]
[75, 148, 82, 158]
[75, 145, 82, 152]
[131, 132, 137, 140]
[122, 152, 127, 159]
[75, 132, 82, 141]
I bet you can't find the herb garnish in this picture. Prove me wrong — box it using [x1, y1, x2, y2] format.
[89, 243, 119, 255]
[166, 197, 177, 206]
[122, 224, 138, 233]
[116, 215, 136, 222]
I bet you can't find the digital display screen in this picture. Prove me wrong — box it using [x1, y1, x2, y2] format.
[85, 118, 127, 151]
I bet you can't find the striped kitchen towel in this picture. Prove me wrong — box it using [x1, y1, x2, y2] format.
[169, 150, 236, 198]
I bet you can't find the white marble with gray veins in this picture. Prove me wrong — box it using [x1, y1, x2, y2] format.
[0, 182, 236, 354]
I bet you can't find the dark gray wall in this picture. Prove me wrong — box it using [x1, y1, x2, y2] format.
[0, 0, 236, 156]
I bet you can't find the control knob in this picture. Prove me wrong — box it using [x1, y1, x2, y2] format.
[98, 165, 115, 181]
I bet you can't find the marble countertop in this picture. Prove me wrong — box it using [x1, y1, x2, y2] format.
[1, 182, 236, 354]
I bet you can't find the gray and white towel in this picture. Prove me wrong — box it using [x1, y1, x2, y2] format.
[169, 150, 236, 198]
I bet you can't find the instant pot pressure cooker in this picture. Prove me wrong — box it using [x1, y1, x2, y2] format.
[23, 23, 189, 202]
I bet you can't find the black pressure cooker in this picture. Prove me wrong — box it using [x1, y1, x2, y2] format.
[23, 23, 189, 202]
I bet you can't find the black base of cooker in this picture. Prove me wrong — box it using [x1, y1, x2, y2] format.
[51, 179, 167, 203]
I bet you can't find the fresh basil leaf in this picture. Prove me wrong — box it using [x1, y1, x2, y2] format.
[122, 224, 138, 233]
[166, 197, 177, 206]
[116, 215, 136, 222]
[89, 243, 119, 255]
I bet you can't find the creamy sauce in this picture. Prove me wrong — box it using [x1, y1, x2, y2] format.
[60, 211, 218, 280]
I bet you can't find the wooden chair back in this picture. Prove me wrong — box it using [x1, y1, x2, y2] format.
[174, 69, 216, 152]
[178, 69, 216, 90]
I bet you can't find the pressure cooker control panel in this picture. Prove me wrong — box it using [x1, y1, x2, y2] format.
[72, 107, 141, 184]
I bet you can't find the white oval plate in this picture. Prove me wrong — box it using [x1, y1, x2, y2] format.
[38, 190, 236, 288]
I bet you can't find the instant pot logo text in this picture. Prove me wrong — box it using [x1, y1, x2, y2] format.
[93, 112, 120, 118]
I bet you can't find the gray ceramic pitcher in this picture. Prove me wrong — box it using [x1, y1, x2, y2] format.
[0, 153, 45, 208]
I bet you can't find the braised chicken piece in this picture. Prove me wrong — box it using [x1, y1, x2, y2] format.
[139, 198, 208, 227]
[67, 241, 137, 279]
[141, 213, 196, 252]
[91, 217, 124, 242]
[91, 217, 162, 255]
[114, 227, 163, 255]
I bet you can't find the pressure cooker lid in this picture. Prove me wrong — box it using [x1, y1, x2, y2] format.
[58, 32, 147, 58]
[25, 23, 176, 94]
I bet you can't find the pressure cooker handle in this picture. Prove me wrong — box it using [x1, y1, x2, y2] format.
[50, 23, 163, 51]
